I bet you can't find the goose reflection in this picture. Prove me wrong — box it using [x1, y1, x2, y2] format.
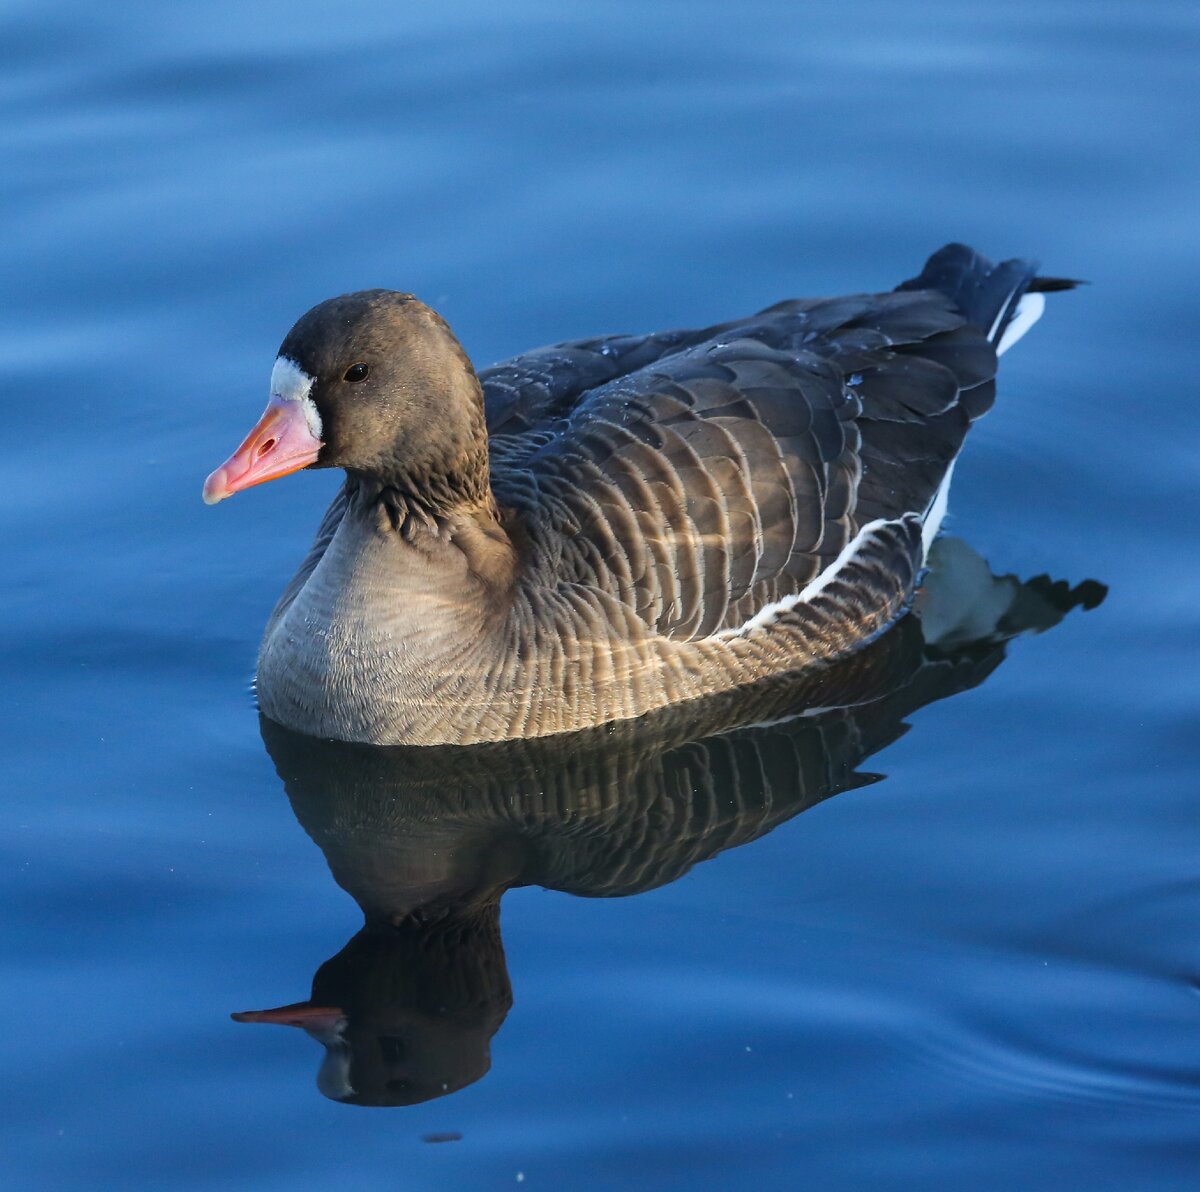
[234, 538, 1104, 1107]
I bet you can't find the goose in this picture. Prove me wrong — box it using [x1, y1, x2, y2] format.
[203, 244, 1076, 746]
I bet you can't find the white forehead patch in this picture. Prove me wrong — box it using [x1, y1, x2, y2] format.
[270, 355, 322, 440]
[270, 355, 314, 402]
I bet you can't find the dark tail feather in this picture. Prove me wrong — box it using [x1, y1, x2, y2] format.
[1028, 275, 1085, 293]
[897, 243, 1079, 347]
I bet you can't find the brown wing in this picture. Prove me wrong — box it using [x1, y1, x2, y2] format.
[487, 288, 997, 640]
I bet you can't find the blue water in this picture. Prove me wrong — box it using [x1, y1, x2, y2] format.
[3, 1, 1199, 1187]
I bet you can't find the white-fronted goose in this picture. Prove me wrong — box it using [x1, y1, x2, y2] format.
[203, 244, 1076, 746]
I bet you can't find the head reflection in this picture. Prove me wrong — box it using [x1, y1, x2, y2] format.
[236, 910, 509, 1106]
[234, 539, 1104, 1107]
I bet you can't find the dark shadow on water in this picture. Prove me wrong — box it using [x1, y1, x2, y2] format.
[233, 539, 1105, 1107]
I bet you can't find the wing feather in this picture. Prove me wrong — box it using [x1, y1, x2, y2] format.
[480, 249, 1052, 644]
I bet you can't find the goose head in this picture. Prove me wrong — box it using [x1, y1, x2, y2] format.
[203, 290, 486, 505]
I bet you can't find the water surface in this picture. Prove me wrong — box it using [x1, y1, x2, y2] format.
[2, 1, 1198, 1188]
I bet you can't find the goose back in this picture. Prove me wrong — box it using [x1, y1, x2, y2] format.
[482, 287, 994, 641]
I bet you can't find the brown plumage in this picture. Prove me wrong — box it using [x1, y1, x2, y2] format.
[205, 245, 1076, 745]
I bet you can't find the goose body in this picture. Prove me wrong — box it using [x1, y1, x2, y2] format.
[204, 244, 1074, 745]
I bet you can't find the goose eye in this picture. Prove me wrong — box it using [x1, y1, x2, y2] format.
[343, 362, 369, 383]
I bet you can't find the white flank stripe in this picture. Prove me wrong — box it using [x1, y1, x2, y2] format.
[724, 457, 956, 640]
[996, 292, 1045, 355]
[921, 458, 956, 557]
[728, 518, 893, 637]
